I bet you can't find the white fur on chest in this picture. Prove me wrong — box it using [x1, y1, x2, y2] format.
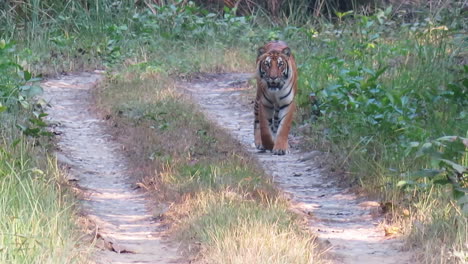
[264, 78, 294, 107]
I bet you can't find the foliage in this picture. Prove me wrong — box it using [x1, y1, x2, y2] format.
[132, 3, 250, 42]
[296, 7, 466, 163]
[0, 39, 51, 138]
[287, 8, 466, 261]
[0, 40, 85, 263]
[0, 40, 42, 107]
[401, 136, 468, 213]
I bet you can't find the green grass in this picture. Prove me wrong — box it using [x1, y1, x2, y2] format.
[0, 120, 89, 263]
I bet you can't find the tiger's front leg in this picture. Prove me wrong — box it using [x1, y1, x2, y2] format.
[253, 100, 264, 151]
[273, 102, 295, 155]
[254, 99, 275, 151]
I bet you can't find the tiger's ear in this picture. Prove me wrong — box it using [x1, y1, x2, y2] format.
[257, 47, 266, 58]
[282, 47, 291, 57]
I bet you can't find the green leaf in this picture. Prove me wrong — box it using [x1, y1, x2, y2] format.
[384, 6, 393, 15]
[430, 156, 442, 168]
[23, 70, 31, 81]
[440, 159, 466, 174]
[457, 195, 468, 206]
[462, 204, 468, 215]
[454, 187, 468, 194]
[416, 142, 433, 157]
[453, 188, 467, 200]
[21, 85, 43, 98]
[12, 138, 21, 148]
[16, 124, 27, 131]
[436, 136, 468, 143]
[336, 11, 353, 19]
[31, 168, 44, 175]
[29, 118, 47, 127]
[405, 169, 444, 179]
[19, 97, 30, 108]
[40, 131, 54, 137]
[28, 77, 42, 82]
[23, 127, 40, 137]
[397, 180, 408, 187]
[432, 179, 450, 185]
[397, 180, 416, 187]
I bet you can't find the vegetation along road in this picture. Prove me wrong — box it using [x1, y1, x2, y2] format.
[0, 0, 466, 263]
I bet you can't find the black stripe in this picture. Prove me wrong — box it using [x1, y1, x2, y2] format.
[283, 66, 288, 79]
[273, 111, 279, 120]
[279, 103, 291, 110]
[254, 120, 260, 124]
[258, 63, 264, 77]
[263, 93, 273, 105]
[277, 115, 285, 125]
[280, 86, 293, 100]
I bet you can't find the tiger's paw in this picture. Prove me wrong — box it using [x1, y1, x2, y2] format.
[256, 144, 267, 153]
[273, 148, 287, 155]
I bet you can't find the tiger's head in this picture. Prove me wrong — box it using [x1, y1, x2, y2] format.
[257, 41, 293, 90]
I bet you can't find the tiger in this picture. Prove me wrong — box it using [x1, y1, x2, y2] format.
[254, 40, 298, 155]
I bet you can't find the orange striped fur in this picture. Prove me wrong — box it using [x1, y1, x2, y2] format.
[254, 41, 297, 155]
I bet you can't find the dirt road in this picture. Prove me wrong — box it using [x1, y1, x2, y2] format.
[182, 73, 412, 264]
[43, 72, 411, 264]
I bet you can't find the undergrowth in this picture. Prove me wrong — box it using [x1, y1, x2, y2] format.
[288, 7, 467, 262]
[0, 39, 88, 263]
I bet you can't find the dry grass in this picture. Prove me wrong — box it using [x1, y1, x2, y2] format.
[404, 187, 468, 263]
[167, 190, 325, 264]
[205, 221, 321, 264]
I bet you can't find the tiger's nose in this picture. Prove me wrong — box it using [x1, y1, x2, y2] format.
[270, 78, 280, 85]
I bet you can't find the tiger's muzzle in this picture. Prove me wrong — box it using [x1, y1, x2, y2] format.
[266, 77, 285, 90]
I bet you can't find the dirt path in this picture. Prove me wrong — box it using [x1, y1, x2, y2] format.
[43, 72, 181, 264]
[42, 71, 411, 264]
[181, 73, 412, 264]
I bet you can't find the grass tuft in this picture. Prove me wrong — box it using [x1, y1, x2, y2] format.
[168, 190, 323, 264]
[0, 128, 89, 263]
